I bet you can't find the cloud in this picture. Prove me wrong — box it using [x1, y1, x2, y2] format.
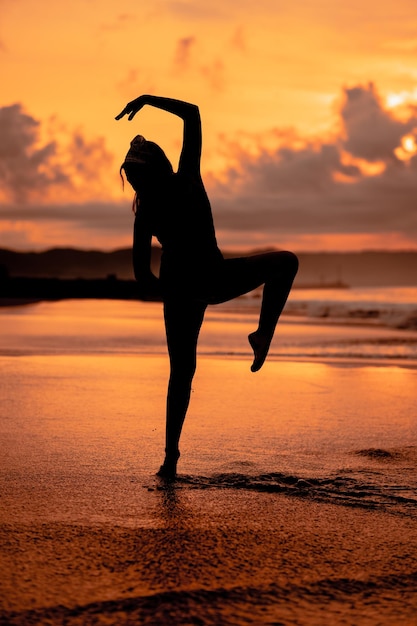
[173, 36, 196, 71]
[0, 102, 125, 249]
[0, 200, 129, 230]
[0, 103, 115, 205]
[340, 82, 415, 162]
[208, 84, 417, 248]
[0, 104, 70, 203]
[59, 131, 114, 198]
[2, 84, 417, 252]
[0, 199, 133, 251]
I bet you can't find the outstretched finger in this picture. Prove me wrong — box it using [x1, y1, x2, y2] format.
[115, 108, 128, 120]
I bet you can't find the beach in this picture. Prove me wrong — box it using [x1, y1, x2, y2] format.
[1, 298, 417, 624]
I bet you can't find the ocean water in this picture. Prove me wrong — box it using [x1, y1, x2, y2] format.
[1, 286, 417, 361]
[1, 293, 417, 624]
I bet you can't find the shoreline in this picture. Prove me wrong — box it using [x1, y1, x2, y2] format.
[1, 296, 417, 365]
[0, 280, 351, 308]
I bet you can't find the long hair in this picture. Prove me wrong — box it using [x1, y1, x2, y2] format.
[119, 165, 138, 214]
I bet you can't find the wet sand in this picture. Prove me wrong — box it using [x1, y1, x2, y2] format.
[2, 495, 417, 625]
[1, 354, 417, 624]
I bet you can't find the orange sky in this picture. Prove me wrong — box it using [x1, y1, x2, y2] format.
[1, 0, 417, 251]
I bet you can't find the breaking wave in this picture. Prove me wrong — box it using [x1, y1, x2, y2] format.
[284, 286, 417, 330]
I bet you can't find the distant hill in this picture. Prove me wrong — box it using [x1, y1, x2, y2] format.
[0, 247, 416, 287]
[0, 247, 144, 281]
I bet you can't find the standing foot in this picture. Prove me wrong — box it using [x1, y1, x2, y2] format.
[156, 451, 180, 480]
[248, 331, 271, 372]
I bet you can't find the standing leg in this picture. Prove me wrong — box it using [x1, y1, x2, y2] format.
[157, 297, 207, 479]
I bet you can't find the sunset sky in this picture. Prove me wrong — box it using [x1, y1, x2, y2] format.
[1, 0, 417, 252]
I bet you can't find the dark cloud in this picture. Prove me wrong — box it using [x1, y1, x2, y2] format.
[209, 84, 417, 245]
[0, 103, 114, 204]
[0, 103, 128, 249]
[0, 104, 69, 202]
[0, 200, 130, 232]
[2, 85, 417, 251]
[216, 142, 358, 194]
[0, 198, 134, 250]
[340, 82, 415, 162]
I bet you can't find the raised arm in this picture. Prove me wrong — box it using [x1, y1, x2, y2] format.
[116, 95, 202, 177]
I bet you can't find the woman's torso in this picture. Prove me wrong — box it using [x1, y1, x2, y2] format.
[150, 172, 224, 296]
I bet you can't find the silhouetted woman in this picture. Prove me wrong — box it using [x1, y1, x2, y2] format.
[116, 96, 298, 479]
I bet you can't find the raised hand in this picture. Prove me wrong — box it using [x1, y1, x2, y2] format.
[115, 96, 147, 121]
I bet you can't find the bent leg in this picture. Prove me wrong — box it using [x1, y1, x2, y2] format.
[158, 297, 206, 478]
[248, 252, 298, 371]
[206, 251, 299, 372]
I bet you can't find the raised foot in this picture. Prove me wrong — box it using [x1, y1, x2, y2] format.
[248, 331, 271, 373]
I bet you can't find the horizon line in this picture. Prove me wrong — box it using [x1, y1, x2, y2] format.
[2, 246, 417, 255]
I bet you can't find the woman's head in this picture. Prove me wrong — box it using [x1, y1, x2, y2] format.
[121, 135, 173, 196]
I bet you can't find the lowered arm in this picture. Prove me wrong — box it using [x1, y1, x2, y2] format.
[132, 206, 162, 301]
